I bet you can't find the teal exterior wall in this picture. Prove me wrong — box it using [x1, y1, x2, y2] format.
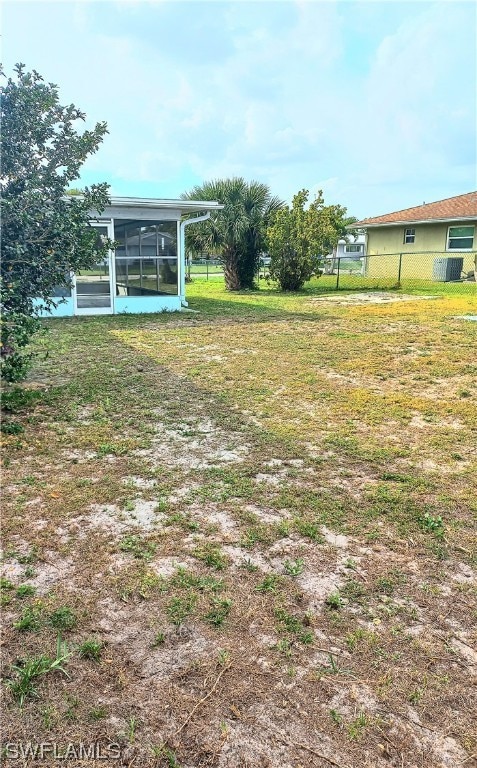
[35, 298, 75, 317]
[114, 295, 182, 314]
[36, 295, 182, 317]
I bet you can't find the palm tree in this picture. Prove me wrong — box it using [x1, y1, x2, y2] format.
[182, 178, 283, 291]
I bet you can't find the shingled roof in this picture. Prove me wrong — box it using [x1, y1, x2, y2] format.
[352, 192, 477, 228]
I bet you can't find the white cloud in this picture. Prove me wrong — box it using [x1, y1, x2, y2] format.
[324, 2, 476, 213]
[2, 0, 475, 215]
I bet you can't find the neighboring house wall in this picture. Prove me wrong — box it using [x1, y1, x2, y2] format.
[366, 221, 476, 279]
[323, 235, 366, 274]
[337, 236, 366, 259]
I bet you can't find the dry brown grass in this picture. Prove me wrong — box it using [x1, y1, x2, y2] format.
[1, 284, 476, 767]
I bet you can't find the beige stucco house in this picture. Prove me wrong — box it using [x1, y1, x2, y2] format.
[350, 192, 477, 281]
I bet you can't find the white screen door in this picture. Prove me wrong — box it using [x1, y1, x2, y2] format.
[74, 221, 114, 315]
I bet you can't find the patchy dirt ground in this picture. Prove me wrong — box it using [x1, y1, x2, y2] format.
[310, 292, 441, 305]
[1, 285, 476, 768]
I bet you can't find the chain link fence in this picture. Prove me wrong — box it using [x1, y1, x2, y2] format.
[187, 258, 224, 280]
[320, 251, 477, 293]
[188, 252, 477, 294]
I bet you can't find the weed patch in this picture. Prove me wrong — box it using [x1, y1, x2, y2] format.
[78, 639, 103, 661]
[205, 598, 232, 627]
[119, 535, 157, 561]
[5, 637, 71, 707]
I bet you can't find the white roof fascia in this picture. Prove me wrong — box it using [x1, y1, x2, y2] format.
[66, 195, 223, 213]
[107, 197, 223, 212]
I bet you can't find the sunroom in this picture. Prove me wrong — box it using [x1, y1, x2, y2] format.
[41, 197, 222, 317]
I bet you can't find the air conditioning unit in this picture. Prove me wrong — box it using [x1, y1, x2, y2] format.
[432, 257, 464, 282]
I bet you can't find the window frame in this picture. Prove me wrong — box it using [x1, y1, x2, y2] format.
[113, 220, 179, 296]
[446, 225, 475, 252]
[403, 228, 416, 244]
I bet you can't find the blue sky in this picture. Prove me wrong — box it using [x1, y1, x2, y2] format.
[3, 0, 476, 219]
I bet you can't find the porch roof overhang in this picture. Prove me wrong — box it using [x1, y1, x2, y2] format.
[87, 196, 224, 221]
[71, 194, 223, 220]
[106, 196, 224, 214]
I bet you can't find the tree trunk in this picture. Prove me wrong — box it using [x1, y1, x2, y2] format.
[223, 249, 242, 291]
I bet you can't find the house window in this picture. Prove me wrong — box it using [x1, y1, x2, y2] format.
[404, 228, 415, 244]
[344, 244, 363, 253]
[447, 225, 475, 251]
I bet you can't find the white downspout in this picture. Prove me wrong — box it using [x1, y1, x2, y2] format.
[179, 212, 211, 307]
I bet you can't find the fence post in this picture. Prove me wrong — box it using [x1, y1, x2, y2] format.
[336, 257, 341, 290]
[206, 261, 209, 280]
[397, 253, 403, 286]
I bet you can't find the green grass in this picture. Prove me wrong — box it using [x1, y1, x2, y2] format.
[324, 592, 344, 610]
[184, 275, 475, 314]
[274, 608, 314, 645]
[192, 543, 228, 570]
[283, 558, 304, 577]
[78, 638, 103, 661]
[171, 567, 224, 593]
[15, 584, 36, 599]
[48, 607, 77, 632]
[14, 606, 43, 632]
[166, 594, 198, 626]
[189, 264, 224, 276]
[119, 535, 157, 561]
[6, 637, 71, 707]
[205, 598, 232, 627]
[1, 277, 475, 767]
[256, 574, 281, 593]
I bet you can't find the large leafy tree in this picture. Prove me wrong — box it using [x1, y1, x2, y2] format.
[267, 189, 356, 291]
[0, 64, 110, 381]
[182, 178, 283, 291]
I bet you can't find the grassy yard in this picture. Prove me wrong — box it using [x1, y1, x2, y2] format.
[190, 265, 225, 275]
[1, 280, 476, 767]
